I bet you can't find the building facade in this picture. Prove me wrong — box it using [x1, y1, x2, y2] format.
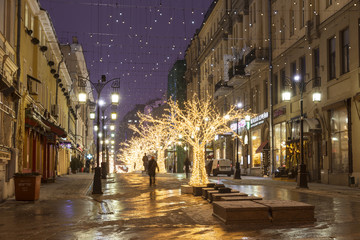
[185, 0, 360, 186]
[0, 0, 19, 201]
[0, 0, 94, 201]
[61, 37, 95, 174]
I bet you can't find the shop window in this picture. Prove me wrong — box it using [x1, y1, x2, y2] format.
[274, 122, 286, 170]
[328, 36, 336, 80]
[251, 129, 261, 168]
[330, 106, 349, 173]
[341, 28, 349, 74]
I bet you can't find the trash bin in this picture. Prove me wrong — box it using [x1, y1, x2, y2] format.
[14, 174, 41, 201]
[349, 176, 355, 185]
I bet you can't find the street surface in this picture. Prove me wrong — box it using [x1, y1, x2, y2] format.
[1, 172, 360, 239]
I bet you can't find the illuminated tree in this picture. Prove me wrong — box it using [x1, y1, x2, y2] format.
[140, 94, 251, 186]
[120, 137, 151, 172]
[129, 117, 176, 173]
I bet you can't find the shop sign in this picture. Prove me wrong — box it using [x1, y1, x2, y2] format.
[274, 107, 286, 119]
[60, 142, 72, 149]
[230, 119, 246, 132]
[250, 112, 269, 128]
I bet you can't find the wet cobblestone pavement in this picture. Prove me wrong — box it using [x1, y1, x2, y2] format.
[1, 172, 360, 239]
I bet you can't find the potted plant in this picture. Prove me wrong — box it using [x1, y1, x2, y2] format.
[14, 172, 41, 201]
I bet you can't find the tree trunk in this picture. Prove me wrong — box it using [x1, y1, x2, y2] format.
[156, 148, 166, 173]
[189, 146, 208, 186]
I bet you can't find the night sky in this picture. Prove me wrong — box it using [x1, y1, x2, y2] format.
[39, 0, 213, 120]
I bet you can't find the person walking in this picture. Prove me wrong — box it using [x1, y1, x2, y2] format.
[184, 157, 191, 179]
[142, 153, 149, 173]
[148, 156, 159, 186]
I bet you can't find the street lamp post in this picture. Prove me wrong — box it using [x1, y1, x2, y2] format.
[282, 75, 321, 189]
[234, 102, 243, 179]
[100, 104, 117, 179]
[78, 75, 120, 194]
[234, 117, 241, 179]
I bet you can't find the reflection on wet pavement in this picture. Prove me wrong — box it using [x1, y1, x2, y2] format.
[1, 173, 360, 239]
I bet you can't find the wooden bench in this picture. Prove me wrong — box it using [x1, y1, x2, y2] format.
[180, 185, 193, 194]
[208, 189, 239, 203]
[211, 192, 248, 202]
[202, 187, 215, 199]
[254, 200, 316, 223]
[212, 201, 270, 224]
[192, 185, 207, 196]
[220, 196, 262, 201]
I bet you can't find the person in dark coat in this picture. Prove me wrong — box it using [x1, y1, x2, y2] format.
[148, 156, 159, 186]
[184, 157, 191, 178]
[142, 153, 149, 173]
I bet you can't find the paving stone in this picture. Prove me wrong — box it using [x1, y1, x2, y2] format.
[212, 201, 270, 224]
[254, 200, 316, 223]
[220, 196, 263, 201]
[181, 185, 193, 194]
[211, 192, 248, 202]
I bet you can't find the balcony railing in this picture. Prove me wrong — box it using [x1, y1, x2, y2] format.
[214, 80, 233, 98]
[244, 48, 269, 66]
[228, 64, 246, 79]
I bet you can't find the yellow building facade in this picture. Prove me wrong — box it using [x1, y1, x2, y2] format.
[185, 0, 360, 186]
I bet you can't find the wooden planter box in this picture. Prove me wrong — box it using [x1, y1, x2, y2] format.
[14, 175, 41, 201]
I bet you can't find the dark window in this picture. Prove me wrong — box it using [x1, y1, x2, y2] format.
[273, 74, 278, 105]
[301, 0, 305, 28]
[280, 69, 286, 102]
[290, 10, 295, 36]
[253, 3, 256, 23]
[280, 18, 285, 44]
[341, 28, 349, 74]
[263, 79, 268, 109]
[299, 56, 306, 92]
[328, 37, 336, 80]
[313, 48, 321, 87]
[290, 61, 297, 96]
[327, 0, 333, 7]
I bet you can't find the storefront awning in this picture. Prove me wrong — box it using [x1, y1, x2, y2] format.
[256, 140, 269, 153]
[43, 119, 67, 138]
[25, 115, 51, 132]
